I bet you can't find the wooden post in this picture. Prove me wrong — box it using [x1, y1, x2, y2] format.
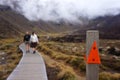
[86, 30, 99, 80]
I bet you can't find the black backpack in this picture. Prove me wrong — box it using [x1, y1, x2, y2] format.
[24, 34, 30, 41]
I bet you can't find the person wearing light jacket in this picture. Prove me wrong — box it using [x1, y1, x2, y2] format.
[30, 32, 39, 54]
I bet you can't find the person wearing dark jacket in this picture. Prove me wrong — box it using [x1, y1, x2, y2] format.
[23, 31, 31, 53]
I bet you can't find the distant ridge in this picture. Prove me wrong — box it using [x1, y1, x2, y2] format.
[0, 5, 79, 38]
[71, 14, 120, 39]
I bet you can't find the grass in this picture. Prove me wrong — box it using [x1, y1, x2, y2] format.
[60, 72, 77, 80]
[37, 42, 86, 72]
[43, 41, 85, 56]
[99, 72, 120, 80]
[38, 35, 120, 80]
[37, 40, 86, 80]
[1, 36, 119, 80]
[41, 52, 85, 80]
[1, 35, 117, 80]
[0, 38, 22, 80]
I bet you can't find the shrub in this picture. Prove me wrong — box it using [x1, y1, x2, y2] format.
[5, 44, 13, 49]
[60, 72, 77, 80]
[99, 72, 120, 80]
[99, 72, 112, 80]
[79, 62, 86, 72]
[10, 54, 17, 60]
[107, 46, 120, 56]
[111, 73, 120, 80]
[68, 57, 83, 68]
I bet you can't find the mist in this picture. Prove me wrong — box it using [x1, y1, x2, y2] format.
[0, 0, 120, 22]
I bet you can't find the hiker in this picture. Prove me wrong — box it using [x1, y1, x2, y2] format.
[30, 32, 39, 54]
[23, 31, 31, 53]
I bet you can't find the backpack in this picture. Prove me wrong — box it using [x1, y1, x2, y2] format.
[24, 34, 30, 41]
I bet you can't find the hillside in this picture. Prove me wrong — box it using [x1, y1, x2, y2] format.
[33, 20, 80, 33]
[0, 5, 38, 38]
[65, 14, 120, 41]
[0, 5, 80, 38]
[1, 4, 119, 39]
[87, 15, 120, 39]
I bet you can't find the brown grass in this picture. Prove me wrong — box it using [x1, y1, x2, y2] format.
[38, 37, 120, 80]
[40, 52, 85, 80]
[0, 38, 22, 80]
[99, 72, 120, 80]
[37, 41, 86, 80]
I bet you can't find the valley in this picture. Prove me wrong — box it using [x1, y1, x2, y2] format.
[0, 4, 120, 80]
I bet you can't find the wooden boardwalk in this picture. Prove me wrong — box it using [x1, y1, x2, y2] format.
[7, 43, 48, 80]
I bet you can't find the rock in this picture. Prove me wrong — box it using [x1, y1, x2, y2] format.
[72, 47, 78, 52]
[105, 46, 110, 51]
[101, 54, 106, 57]
[107, 46, 120, 56]
[112, 55, 118, 60]
[99, 47, 104, 52]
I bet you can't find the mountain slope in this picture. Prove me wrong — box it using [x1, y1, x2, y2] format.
[0, 17, 21, 38]
[71, 14, 120, 40]
[0, 5, 39, 38]
[0, 5, 80, 38]
[88, 15, 120, 39]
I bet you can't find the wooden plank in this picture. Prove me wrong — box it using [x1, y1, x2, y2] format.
[7, 43, 48, 80]
[86, 30, 99, 80]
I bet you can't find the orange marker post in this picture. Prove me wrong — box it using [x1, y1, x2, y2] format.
[87, 41, 101, 64]
[86, 30, 100, 80]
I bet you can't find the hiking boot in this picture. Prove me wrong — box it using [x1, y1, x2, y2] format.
[28, 50, 30, 53]
[33, 51, 36, 54]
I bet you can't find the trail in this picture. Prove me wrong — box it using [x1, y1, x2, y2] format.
[7, 43, 48, 80]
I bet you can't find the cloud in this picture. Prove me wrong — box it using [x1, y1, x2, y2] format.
[0, 0, 120, 22]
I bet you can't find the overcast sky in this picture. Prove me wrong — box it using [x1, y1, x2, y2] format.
[0, 0, 120, 22]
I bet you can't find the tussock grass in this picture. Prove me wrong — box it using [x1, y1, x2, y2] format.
[38, 38, 120, 80]
[38, 42, 86, 71]
[60, 72, 77, 80]
[38, 41, 86, 80]
[0, 38, 22, 80]
[41, 52, 80, 80]
[37, 44, 69, 60]
[99, 72, 120, 80]
[43, 41, 85, 56]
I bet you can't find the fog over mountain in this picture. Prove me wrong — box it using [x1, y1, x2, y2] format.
[0, 0, 120, 23]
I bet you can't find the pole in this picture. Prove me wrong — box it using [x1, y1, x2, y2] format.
[86, 30, 99, 80]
